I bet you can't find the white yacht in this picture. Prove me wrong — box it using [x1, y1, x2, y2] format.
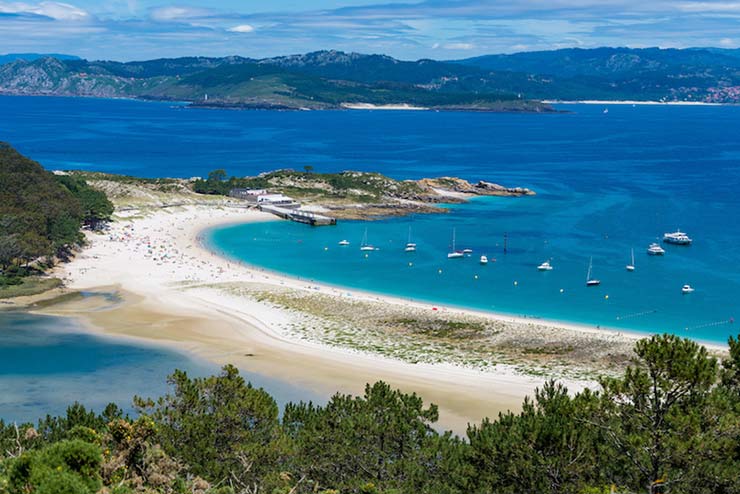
[447, 228, 464, 259]
[462, 248, 473, 255]
[586, 257, 601, 286]
[360, 228, 376, 251]
[404, 226, 416, 252]
[338, 239, 350, 246]
[626, 248, 635, 271]
[663, 230, 692, 245]
[537, 261, 553, 271]
[682, 284, 695, 294]
[647, 243, 665, 256]
[480, 255, 488, 265]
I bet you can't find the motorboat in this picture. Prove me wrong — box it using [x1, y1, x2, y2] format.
[586, 257, 601, 286]
[663, 230, 692, 245]
[462, 248, 473, 255]
[682, 284, 695, 294]
[647, 243, 665, 255]
[338, 240, 350, 246]
[480, 255, 488, 265]
[537, 261, 553, 271]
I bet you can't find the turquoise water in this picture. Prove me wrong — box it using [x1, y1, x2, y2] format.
[0, 312, 320, 422]
[3, 95, 740, 344]
[207, 196, 737, 344]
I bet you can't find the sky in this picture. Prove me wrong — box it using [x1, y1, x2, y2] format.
[1, 0, 740, 61]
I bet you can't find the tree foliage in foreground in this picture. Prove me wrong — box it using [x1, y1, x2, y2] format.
[2, 333, 740, 494]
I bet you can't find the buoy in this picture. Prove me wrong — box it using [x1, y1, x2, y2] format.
[514, 281, 518, 286]
[364, 254, 368, 258]
[605, 295, 609, 300]
[474, 275, 478, 280]
[408, 262, 413, 267]
[560, 288, 564, 293]
[438, 269, 443, 274]
[324, 247, 328, 251]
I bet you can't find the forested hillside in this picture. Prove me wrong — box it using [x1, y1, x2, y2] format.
[2, 47, 740, 107]
[1, 333, 739, 494]
[0, 143, 112, 290]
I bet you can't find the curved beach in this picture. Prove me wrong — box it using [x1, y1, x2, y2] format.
[37, 204, 679, 431]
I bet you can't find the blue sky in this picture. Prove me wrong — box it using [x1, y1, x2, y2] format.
[1, 0, 740, 61]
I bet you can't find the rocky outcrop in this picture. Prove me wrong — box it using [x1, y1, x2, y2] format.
[417, 177, 535, 197]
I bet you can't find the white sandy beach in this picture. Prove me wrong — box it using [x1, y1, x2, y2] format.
[41, 204, 630, 431]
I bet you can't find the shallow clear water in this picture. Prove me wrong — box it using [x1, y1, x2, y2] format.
[0, 312, 320, 423]
[3, 95, 740, 344]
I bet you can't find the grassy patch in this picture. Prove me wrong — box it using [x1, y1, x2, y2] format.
[0, 277, 63, 299]
[386, 318, 488, 339]
[522, 345, 575, 356]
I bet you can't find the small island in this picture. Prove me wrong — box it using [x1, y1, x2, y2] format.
[191, 168, 535, 220]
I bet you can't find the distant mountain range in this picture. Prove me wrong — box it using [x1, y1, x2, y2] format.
[456, 47, 740, 102]
[0, 53, 81, 64]
[1, 48, 739, 110]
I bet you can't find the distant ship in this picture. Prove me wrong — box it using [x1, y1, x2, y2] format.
[338, 239, 350, 246]
[647, 243, 666, 255]
[682, 284, 695, 294]
[537, 261, 553, 271]
[663, 230, 692, 245]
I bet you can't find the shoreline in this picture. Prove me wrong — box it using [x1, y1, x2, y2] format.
[546, 99, 726, 106]
[31, 204, 724, 432]
[199, 222, 728, 352]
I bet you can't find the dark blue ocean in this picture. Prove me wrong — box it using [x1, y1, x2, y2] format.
[3, 95, 740, 345]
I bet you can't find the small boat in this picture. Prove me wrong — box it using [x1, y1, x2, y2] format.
[682, 284, 695, 294]
[647, 243, 665, 256]
[537, 261, 553, 271]
[603, 108, 609, 114]
[447, 228, 464, 259]
[663, 230, 692, 245]
[480, 255, 488, 265]
[338, 240, 350, 246]
[586, 257, 601, 286]
[360, 228, 376, 251]
[626, 248, 635, 271]
[462, 248, 473, 255]
[404, 226, 416, 252]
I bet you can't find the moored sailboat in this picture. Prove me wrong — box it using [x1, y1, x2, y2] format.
[404, 226, 416, 252]
[447, 228, 464, 259]
[626, 248, 635, 271]
[360, 228, 376, 251]
[586, 257, 601, 286]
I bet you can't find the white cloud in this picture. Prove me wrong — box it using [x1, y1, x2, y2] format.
[149, 5, 211, 21]
[444, 42, 474, 50]
[0, 1, 88, 20]
[678, 1, 740, 12]
[228, 24, 255, 33]
[719, 37, 735, 46]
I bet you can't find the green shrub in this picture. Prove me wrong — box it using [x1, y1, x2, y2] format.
[6, 440, 102, 494]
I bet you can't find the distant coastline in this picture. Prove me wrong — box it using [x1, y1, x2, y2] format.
[545, 99, 727, 106]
